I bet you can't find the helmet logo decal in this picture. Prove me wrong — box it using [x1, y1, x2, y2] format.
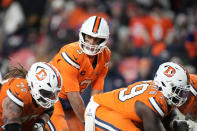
[36, 69, 47, 80]
[164, 66, 176, 77]
[92, 16, 101, 33]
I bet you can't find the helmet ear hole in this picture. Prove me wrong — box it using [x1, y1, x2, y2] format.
[82, 33, 85, 39]
[31, 82, 33, 88]
[47, 83, 51, 87]
[161, 82, 166, 87]
[158, 87, 162, 91]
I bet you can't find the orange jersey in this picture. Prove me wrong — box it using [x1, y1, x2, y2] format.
[50, 42, 111, 99]
[0, 78, 46, 129]
[178, 74, 197, 120]
[94, 81, 170, 122]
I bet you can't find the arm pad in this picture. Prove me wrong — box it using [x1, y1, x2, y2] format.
[5, 123, 21, 131]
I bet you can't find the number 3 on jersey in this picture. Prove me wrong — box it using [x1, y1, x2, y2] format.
[119, 83, 149, 102]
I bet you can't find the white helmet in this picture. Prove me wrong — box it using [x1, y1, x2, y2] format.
[154, 62, 191, 107]
[26, 62, 62, 108]
[79, 16, 109, 56]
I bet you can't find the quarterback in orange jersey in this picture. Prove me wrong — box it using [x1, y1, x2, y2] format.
[85, 62, 191, 131]
[0, 62, 62, 131]
[46, 16, 111, 131]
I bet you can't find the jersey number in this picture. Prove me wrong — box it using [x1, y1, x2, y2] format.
[119, 83, 149, 102]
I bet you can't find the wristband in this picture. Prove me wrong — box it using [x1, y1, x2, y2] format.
[35, 118, 45, 126]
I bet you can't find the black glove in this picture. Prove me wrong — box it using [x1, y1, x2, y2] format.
[171, 119, 189, 131]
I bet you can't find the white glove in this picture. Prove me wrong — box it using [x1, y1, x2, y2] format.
[32, 123, 44, 131]
[191, 124, 197, 131]
[186, 119, 197, 131]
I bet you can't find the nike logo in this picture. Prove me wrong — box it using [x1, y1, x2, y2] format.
[73, 55, 78, 60]
[14, 90, 19, 95]
[192, 80, 197, 85]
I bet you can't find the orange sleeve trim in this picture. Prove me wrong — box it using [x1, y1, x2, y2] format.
[7, 89, 24, 107]
[149, 97, 165, 118]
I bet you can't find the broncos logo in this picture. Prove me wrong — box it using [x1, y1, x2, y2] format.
[36, 69, 47, 81]
[164, 66, 176, 77]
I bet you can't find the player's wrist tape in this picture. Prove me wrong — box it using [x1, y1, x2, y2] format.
[35, 118, 45, 126]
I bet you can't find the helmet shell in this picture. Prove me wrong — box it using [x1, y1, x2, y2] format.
[154, 62, 191, 107]
[26, 62, 62, 108]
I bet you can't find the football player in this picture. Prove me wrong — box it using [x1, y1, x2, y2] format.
[0, 62, 62, 131]
[168, 74, 197, 131]
[84, 62, 191, 131]
[178, 74, 197, 121]
[46, 16, 111, 130]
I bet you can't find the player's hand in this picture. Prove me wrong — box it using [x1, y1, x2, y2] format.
[32, 123, 44, 131]
[170, 119, 189, 131]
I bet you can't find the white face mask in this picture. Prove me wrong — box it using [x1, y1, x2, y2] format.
[32, 88, 59, 108]
[164, 85, 191, 107]
[79, 39, 103, 56]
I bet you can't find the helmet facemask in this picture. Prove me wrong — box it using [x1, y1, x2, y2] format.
[167, 85, 190, 106]
[155, 79, 191, 107]
[30, 81, 60, 108]
[79, 33, 107, 56]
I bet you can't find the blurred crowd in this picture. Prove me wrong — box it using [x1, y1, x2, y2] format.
[0, 0, 197, 91]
